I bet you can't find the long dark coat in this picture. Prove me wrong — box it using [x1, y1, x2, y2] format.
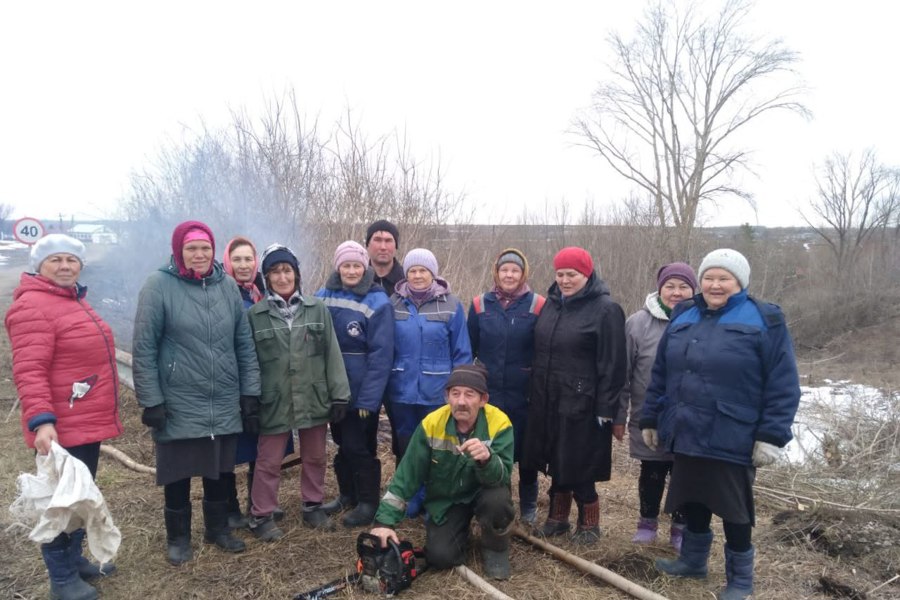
[522, 273, 626, 485]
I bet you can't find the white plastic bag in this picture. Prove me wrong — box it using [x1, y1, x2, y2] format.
[8, 441, 121, 563]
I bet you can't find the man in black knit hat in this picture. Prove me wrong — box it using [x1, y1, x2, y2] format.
[365, 219, 404, 296]
[369, 364, 515, 580]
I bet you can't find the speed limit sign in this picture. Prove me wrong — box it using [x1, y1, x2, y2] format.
[13, 217, 46, 245]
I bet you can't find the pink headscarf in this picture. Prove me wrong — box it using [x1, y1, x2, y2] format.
[223, 236, 263, 305]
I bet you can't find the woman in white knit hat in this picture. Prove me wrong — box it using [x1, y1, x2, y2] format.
[6, 234, 122, 599]
[640, 248, 801, 600]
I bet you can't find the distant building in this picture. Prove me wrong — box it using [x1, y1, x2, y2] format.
[68, 223, 118, 244]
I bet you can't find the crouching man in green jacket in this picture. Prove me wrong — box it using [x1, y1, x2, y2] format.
[370, 363, 515, 579]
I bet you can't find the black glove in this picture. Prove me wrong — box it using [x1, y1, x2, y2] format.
[141, 405, 166, 430]
[329, 401, 348, 424]
[240, 395, 261, 435]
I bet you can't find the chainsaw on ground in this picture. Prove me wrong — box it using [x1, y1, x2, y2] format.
[293, 532, 427, 599]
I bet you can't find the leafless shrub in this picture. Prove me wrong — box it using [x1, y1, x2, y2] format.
[761, 384, 900, 512]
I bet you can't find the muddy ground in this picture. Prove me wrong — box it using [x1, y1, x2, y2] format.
[1, 246, 897, 600]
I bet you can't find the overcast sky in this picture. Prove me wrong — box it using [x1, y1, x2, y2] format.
[2, 0, 898, 228]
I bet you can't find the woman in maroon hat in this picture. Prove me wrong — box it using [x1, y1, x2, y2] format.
[620, 262, 697, 551]
[522, 246, 626, 544]
[133, 220, 261, 565]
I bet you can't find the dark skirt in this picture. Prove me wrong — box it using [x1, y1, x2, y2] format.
[664, 454, 756, 525]
[155, 434, 238, 486]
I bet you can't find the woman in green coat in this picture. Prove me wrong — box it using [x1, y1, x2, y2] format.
[245, 244, 352, 540]
[133, 220, 261, 565]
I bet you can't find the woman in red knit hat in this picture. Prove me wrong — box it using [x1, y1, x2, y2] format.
[522, 246, 626, 544]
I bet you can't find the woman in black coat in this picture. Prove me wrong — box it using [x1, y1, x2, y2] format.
[522, 247, 626, 544]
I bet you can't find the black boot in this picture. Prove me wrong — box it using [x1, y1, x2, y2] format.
[518, 480, 539, 524]
[322, 455, 356, 515]
[164, 506, 193, 566]
[303, 502, 336, 530]
[223, 471, 248, 529]
[203, 500, 246, 553]
[41, 533, 98, 600]
[69, 528, 116, 580]
[342, 459, 380, 528]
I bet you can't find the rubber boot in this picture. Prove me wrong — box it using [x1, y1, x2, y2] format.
[572, 499, 601, 545]
[69, 528, 116, 580]
[203, 500, 246, 553]
[539, 491, 572, 537]
[223, 472, 248, 530]
[343, 459, 380, 528]
[632, 517, 659, 544]
[718, 545, 754, 600]
[481, 548, 511, 580]
[42, 533, 98, 600]
[322, 455, 357, 515]
[248, 514, 284, 542]
[518, 480, 538, 524]
[670, 522, 685, 552]
[164, 505, 193, 566]
[303, 502, 336, 530]
[655, 529, 713, 579]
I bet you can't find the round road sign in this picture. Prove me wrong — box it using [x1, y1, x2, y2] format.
[13, 217, 46, 245]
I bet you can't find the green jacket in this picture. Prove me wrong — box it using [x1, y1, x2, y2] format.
[375, 404, 513, 526]
[133, 260, 261, 443]
[247, 294, 351, 433]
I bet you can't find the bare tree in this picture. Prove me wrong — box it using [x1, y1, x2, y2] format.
[0, 202, 14, 238]
[573, 0, 807, 254]
[803, 149, 900, 284]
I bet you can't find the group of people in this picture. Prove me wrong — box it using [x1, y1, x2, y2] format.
[6, 216, 800, 600]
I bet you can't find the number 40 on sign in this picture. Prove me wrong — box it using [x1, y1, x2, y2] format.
[13, 217, 46, 245]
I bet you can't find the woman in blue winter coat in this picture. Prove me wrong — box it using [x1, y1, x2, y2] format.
[467, 248, 544, 523]
[640, 249, 801, 600]
[316, 241, 395, 527]
[387, 248, 472, 516]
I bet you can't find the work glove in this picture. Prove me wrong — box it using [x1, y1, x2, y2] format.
[358, 409, 371, 419]
[240, 395, 261, 434]
[641, 428, 658, 451]
[752, 441, 781, 467]
[141, 405, 166, 430]
[330, 400, 349, 424]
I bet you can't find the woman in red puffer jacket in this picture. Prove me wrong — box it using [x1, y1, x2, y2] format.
[5, 234, 122, 600]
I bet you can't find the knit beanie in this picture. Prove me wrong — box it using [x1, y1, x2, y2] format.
[403, 248, 439, 277]
[698, 248, 751, 289]
[333, 240, 369, 271]
[656, 262, 698, 292]
[445, 363, 489, 395]
[30, 234, 86, 272]
[553, 246, 594, 278]
[261, 244, 300, 276]
[365, 219, 400, 246]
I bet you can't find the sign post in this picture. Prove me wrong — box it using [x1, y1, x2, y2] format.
[13, 217, 46, 245]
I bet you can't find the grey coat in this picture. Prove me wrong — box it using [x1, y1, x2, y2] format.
[133, 259, 261, 443]
[619, 292, 674, 461]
